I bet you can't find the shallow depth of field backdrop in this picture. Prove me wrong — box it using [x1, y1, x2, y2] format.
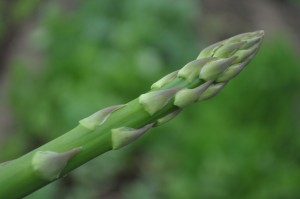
[1, 0, 300, 199]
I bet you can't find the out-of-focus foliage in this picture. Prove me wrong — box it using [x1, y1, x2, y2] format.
[290, 0, 300, 6]
[8, 0, 198, 141]
[2, 0, 300, 198]
[0, 0, 40, 39]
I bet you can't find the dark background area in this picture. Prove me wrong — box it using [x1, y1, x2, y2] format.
[0, 0, 300, 198]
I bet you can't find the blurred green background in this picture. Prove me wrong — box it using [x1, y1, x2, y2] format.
[1, 0, 300, 198]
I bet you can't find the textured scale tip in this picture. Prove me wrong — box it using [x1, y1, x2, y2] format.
[32, 148, 81, 181]
[232, 45, 259, 64]
[243, 37, 261, 48]
[112, 123, 154, 150]
[155, 109, 181, 126]
[226, 30, 264, 43]
[139, 87, 181, 115]
[79, 105, 125, 130]
[151, 70, 179, 89]
[216, 62, 245, 82]
[199, 56, 237, 81]
[213, 41, 246, 58]
[198, 82, 227, 101]
[197, 30, 264, 59]
[177, 58, 212, 83]
[174, 81, 213, 108]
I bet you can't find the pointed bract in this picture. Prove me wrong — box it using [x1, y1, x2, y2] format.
[232, 45, 259, 64]
[155, 109, 181, 126]
[199, 57, 236, 81]
[151, 70, 179, 89]
[216, 62, 246, 82]
[226, 30, 264, 43]
[32, 148, 81, 181]
[243, 37, 262, 48]
[198, 82, 227, 101]
[213, 41, 246, 58]
[139, 87, 181, 115]
[174, 81, 213, 108]
[112, 123, 154, 149]
[197, 42, 223, 58]
[178, 58, 212, 83]
[79, 105, 125, 130]
[198, 30, 264, 60]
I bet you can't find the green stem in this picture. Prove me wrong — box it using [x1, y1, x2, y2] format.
[0, 30, 264, 198]
[0, 76, 189, 198]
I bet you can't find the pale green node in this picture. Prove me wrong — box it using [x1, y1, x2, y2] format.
[155, 109, 181, 126]
[151, 70, 179, 89]
[139, 87, 181, 115]
[112, 123, 154, 149]
[226, 30, 264, 43]
[199, 56, 236, 81]
[32, 148, 81, 181]
[232, 45, 259, 64]
[174, 81, 213, 108]
[242, 37, 262, 49]
[198, 82, 227, 101]
[177, 58, 212, 83]
[198, 30, 264, 60]
[79, 104, 125, 130]
[197, 42, 223, 58]
[216, 62, 245, 82]
[213, 41, 246, 58]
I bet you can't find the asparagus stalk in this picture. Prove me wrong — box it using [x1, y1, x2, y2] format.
[0, 31, 264, 198]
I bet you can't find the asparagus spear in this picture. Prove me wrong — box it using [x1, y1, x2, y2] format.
[0, 30, 264, 198]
